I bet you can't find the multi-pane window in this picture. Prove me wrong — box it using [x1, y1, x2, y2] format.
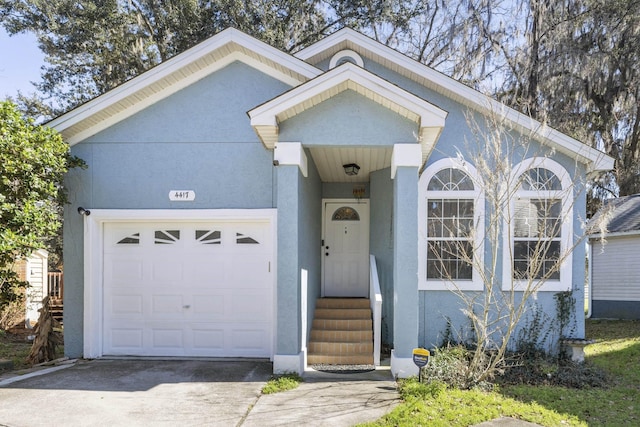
[512, 167, 563, 281]
[426, 168, 475, 280]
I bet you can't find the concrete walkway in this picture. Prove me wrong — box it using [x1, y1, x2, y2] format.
[0, 359, 399, 427]
[245, 369, 400, 426]
[0, 359, 542, 427]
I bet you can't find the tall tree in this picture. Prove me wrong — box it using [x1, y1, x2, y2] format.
[1, 1, 466, 115]
[0, 0, 330, 113]
[465, 0, 640, 207]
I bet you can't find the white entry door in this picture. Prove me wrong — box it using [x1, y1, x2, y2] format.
[323, 201, 369, 297]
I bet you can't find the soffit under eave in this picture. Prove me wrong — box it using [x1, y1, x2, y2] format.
[254, 120, 444, 174]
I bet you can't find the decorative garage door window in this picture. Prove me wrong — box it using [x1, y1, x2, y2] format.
[332, 206, 360, 221]
[196, 230, 221, 244]
[155, 230, 180, 244]
[236, 233, 259, 244]
[117, 233, 140, 244]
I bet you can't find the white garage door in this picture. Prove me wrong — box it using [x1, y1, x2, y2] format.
[103, 220, 273, 357]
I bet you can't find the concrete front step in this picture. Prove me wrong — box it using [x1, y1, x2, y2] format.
[310, 329, 373, 342]
[313, 308, 371, 320]
[312, 318, 372, 331]
[309, 341, 373, 354]
[307, 353, 374, 365]
[315, 298, 370, 309]
[308, 298, 374, 366]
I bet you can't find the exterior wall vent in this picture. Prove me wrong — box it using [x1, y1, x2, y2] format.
[329, 49, 364, 69]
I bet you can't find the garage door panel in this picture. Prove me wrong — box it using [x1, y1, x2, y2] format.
[192, 294, 226, 318]
[152, 329, 184, 349]
[151, 260, 184, 282]
[191, 262, 224, 283]
[103, 220, 274, 358]
[110, 328, 144, 350]
[106, 258, 144, 283]
[230, 256, 270, 287]
[151, 295, 185, 315]
[191, 259, 232, 286]
[230, 292, 271, 322]
[192, 328, 225, 349]
[110, 295, 143, 315]
[231, 328, 269, 352]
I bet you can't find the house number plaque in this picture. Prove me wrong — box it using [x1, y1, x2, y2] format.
[169, 190, 196, 201]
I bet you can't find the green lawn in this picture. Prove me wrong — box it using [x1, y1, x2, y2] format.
[363, 319, 640, 427]
[504, 319, 640, 426]
[0, 331, 33, 370]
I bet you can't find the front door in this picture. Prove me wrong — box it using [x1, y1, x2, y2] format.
[322, 200, 369, 297]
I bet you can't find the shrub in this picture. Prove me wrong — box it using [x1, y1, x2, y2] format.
[419, 345, 486, 390]
[497, 353, 609, 389]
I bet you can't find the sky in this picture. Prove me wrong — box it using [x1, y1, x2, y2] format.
[0, 28, 44, 99]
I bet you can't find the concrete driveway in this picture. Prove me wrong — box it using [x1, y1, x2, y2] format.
[0, 360, 400, 427]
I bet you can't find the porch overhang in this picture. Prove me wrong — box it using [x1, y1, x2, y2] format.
[248, 63, 448, 166]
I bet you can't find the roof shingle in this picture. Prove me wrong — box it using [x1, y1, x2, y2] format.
[588, 194, 640, 235]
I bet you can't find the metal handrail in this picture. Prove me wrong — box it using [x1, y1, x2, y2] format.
[369, 255, 382, 366]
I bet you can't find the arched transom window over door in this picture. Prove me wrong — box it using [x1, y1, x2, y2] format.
[332, 206, 360, 221]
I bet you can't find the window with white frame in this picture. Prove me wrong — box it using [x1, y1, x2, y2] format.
[419, 158, 484, 291]
[504, 159, 572, 291]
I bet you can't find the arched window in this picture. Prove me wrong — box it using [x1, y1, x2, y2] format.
[419, 158, 484, 291]
[504, 158, 572, 291]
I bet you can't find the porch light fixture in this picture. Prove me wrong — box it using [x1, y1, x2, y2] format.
[77, 206, 91, 216]
[343, 163, 360, 176]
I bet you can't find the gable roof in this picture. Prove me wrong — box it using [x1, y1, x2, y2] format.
[588, 194, 640, 237]
[48, 27, 615, 174]
[295, 28, 614, 172]
[248, 62, 448, 162]
[48, 28, 321, 145]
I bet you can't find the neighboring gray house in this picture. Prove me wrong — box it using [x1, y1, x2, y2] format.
[50, 28, 613, 377]
[588, 194, 640, 319]
[14, 249, 48, 328]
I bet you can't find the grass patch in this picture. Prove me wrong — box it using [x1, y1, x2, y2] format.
[0, 330, 33, 370]
[365, 379, 580, 426]
[0, 328, 65, 371]
[503, 319, 640, 426]
[261, 373, 302, 394]
[363, 319, 640, 426]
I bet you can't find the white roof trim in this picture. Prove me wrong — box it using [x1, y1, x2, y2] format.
[296, 28, 614, 172]
[49, 28, 321, 145]
[249, 63, 448, 159]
